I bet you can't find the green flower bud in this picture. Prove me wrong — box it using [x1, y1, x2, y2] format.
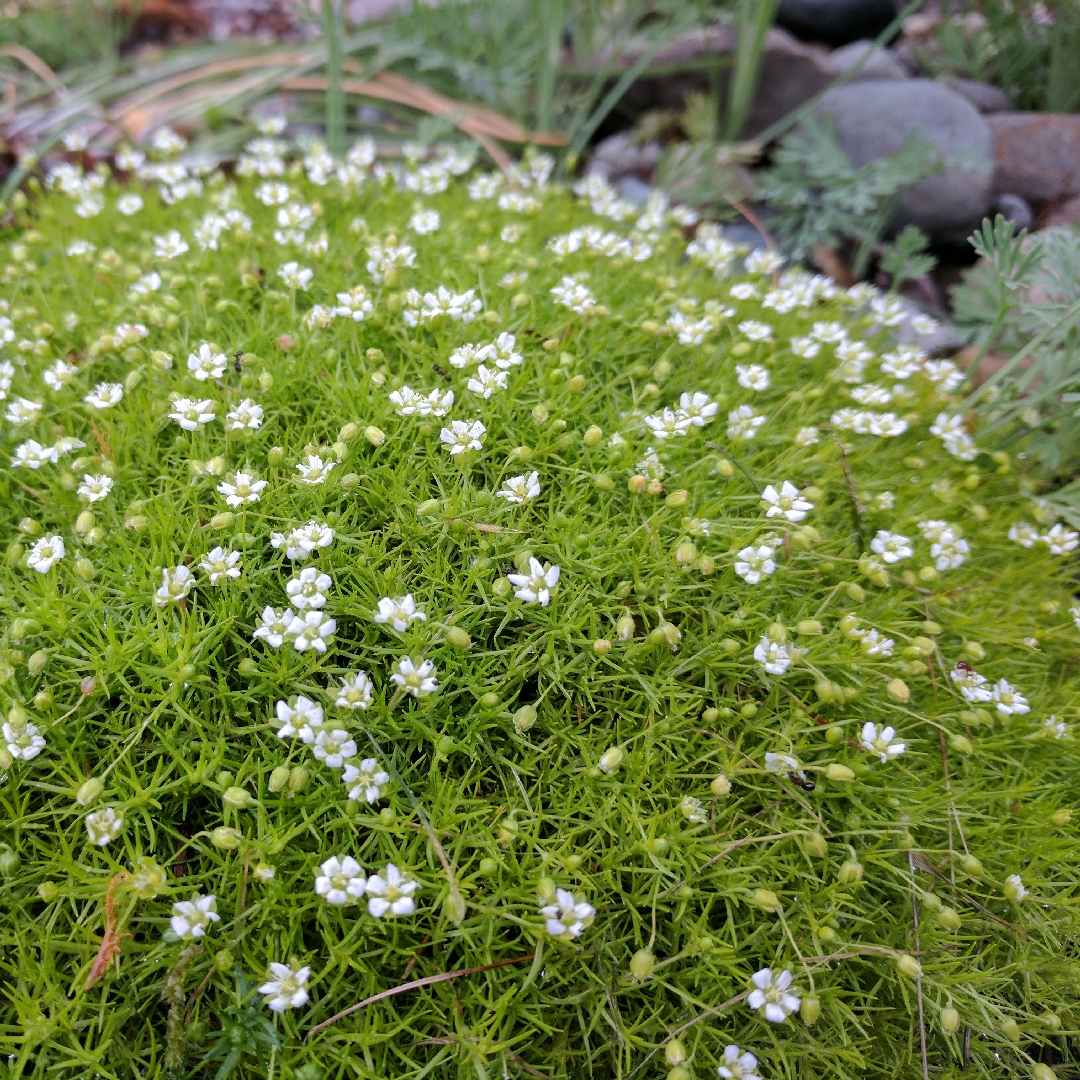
[380, 807, 396, 826]
[479, 857, 499, 876]
[364, 425, 386, 446]
[339, 422, 360, 443]
[593, 637, 612, 654]
[937, 906, 962, 931]
[804, 831, 828, 857]
[445, 626, 472, 649]
[0, 847, 20, 876]
[886, 678, 910, 702]
[583, 424, 603, 446]
[941, 1007, 960, 1035]
[1001, 1017, 1021, 1041]
[268, 766, 290, 792]
[948, 733, 973, 755]
[237, 658, 258, 677]
[288, 765, 309, 793]
[593, 473, 615, 491]
[645, 837, 668, 855]
[537, 875, 556, 903]
[801, 995, 821, 1025]
[210, 827, 242, 849]
[38, 880, 58, 902]
[896, 954, 921, 979]
[629, 948, 655, 981]
[341, 472, 360, 491]
[838, 858, 863, 884]
[711, 774, 731, 796]
[797, 619, 823, 635]
[963, 641, 986, 661]
[664, 489, 688, 508]
[846, 582, 866, 602]
[675, 541, 697, 566]
[479, 692, 500, 710]
[1051, 808, 1072, 826]
[210, 511, 235, 530]
[827, 763, 855, 782]
[664, 1038, 686, 1066]
[667, 1068, 691, 1080]
[598, 746, 624, 774]
[1033, 1065, 1058, 1080]
[268, 446, 284, 467]
[75, 509, 95, 535]
[28, 649, 47, 676]
[513, 704, 537, 734]
[223, 786, 252, 808]
[751, 888, 780, 912]
[77, 778, 104, 806]
[214, 949, 235, 973]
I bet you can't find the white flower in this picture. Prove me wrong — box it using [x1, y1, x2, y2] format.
[550, 276, 598, 315]
[718, 1044, 762, 1080]
[12, 440, 59, 469]
[273, 520, 335, 559]
[680, 795, 707, 822]
[449, 343, 482, 369]
[169, 397, 215, 430]
[170, 895, 220, 939]
[199, 546, 241, 585]
[748, 967, 800, 1023]
[467, 364, 507, 398]
[253, 607, 292, 648]
[409, 208, 440, 234]
[366, 863, 419, 917]
[217, 471, 267, 507]
[754, 636, 791, 675]
[223, 398, 263, 432]
[334, 285, 373, 322]
[335, 672, 373, 710]
[153, 231, 189, 259]
[951, 664, 992, 702]
[870, 530, 912, 563]
[259, 961, 310, 1013]
[256, 181, 291, 206]
[490, 332, 523, 369]
[183, 345, 225, 384]
[738, 320, 773, 341]
[507, 558, 560, 606]
[314, 855, 366, 905]
[42, 358, 76, 390]
[860, 628, 894, 657]
[761, 481, 812, 522]
[286, 566, 332, 610]
[6, 397, 42, 425]
[727, 405, 766, 441]
[303, 305, 335, 330]
[736, 363, 770, 391]
[1041, 523, 1079, 554]
[274, 695, 324, 742]
[497, 472, 540, 504]
[679, 391, 718, 425]
[1008, 522, 1040, 548]
[288, 610, 336, 652]
[278, 261, 313, 290]
[374, 594, 426, 631]
[312, 728, 357, 769]
[296, 455, 335, 484]
[734, 544, 776, 585]
[541, 887, 595, 940]
[440, 419, 486, 455]
[390, 656, 438, 698]
[77, 473, 113, 503]
[645, 408, 691, 439]
[148, 561, 193, 608]
[85, 806, 124, 846]
[765, 751, 800, 773]
[116, 193, 144, 215]
[932, 535, 969, 570]
[4, 719, 45, 761]
[1004, 873, 1028, 902]
[794, 426, 820, 447]
[84, 382, 123, 409]
[26, 535, 65, 573]
[790, 335, 821, 359]
[860, 722, 905, 762]
[343, 757, 390, 803]
[991, 678, 1029, 716]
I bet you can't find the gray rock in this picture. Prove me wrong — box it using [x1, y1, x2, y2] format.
[616, 175, 654, 206]
[994, 193, 1034, 232]
[943, 79, 1013, 114]
[778, 0, 901, 46]
[813, 79, 993, 240]
[586, 132, 662, 184]
[828, 40, 909, 80]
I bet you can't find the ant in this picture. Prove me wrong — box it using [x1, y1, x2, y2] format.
[432, 363, 452, 383]
[789, 770, 816, 792]
[233, 350, 244, 374]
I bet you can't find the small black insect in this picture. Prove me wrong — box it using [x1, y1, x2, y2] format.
[432, 363, 451, 382]
[233, 351, 244, 374]
[789, 770, 816, 792]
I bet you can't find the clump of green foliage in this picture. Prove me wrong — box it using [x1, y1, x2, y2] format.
[0, 145, 1079, 1080]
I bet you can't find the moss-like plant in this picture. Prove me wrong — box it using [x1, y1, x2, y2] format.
[0, 136, 1078, 1080]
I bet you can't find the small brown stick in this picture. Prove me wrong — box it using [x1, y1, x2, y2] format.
[89, 416, 111, 459]
[304, 953, 534, 1040]
[828, 428, 865, 538]
[84, 872, 131, 989]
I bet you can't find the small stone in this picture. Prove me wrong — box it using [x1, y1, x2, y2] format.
[944, 78, 1013, 115]
[828, 40, 909, 81]
[779, 0, 902, 47]
[988, 113, 1080, 204]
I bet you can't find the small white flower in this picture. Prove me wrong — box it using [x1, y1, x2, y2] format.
[390, 657, 438, 698]
[727, 405, 766, 441]
[259, 961, 310, 1013]
[343, 757, 390, 803]
[199, 546, 241, 585]
[736, 363, 770, 391]
[4, 719, 45, 761]
[754, 636, 791, 675]
[409, 208, 440, 234]
[950, 664, 991, 702]
[278, 261, 313, 290]
[117, 193, 144, 215]
[373, 594, 426, 632]
[27, 535, 65, 573]
[217, 471, 267, 507]
[765, 751, 800, 773]
[6, 397, 42, 425]
[870, 530, 912, 563]
[507, 557, 560, 606]
[286, 566, 332, 610]
[541, 887, 595, 940]
[186, 345, 228, 384]
[860, 722, 905, 762]
[991, 678, 1029, 716]
[335, 672, 373, 710]
[288, 610, 336, 652]
[440, 419, 486, 455]
[490, 332, 523, 369]
[274, 695, 324, 743]
[1004, 873, 1028, 902]
[366, 863, 419, 917]
[1041, 523, 1079, 554]
[932, 535, 969, 570]
[170, 894, 220, 939]
[274, 520, 335, 560]
[738, 320, 773, 341]
[497, 472, 540, 504]
[253, 606, 292, 648]
[679, 391, 718, 425]
[748, 967, 800, 1023]
[312, 728, 357, 769]
[794, 426, 820, 447]
[734, 544, 776, 585]
[84, 382, 123, 409]
[225, 398, 263, 431]
[155, 565, 194, 606]
[314, 855, 366, 905]
[644, 408, 691, 440]
[467, 364, 507, 398]
[78, 474, 114, 502]
[761, 481, 812, 522]
[860, 628, 894, 657]
[43, 358, 77, 391]
[296, 455, 335, 484]
[13, 440, 59, 469]
[718, 1043, 762, 1080]
[1008, 522, 1040, 549]
[169, 397, 215, 430]
[334, 285, 373, 322]
[153, 231, 189, 259]
[85, 806, 124, 846]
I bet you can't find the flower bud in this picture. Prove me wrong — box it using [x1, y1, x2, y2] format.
[803, 831, 828, 857]
[238, 658, 258, 677]
[288, 765, 309, 793]
[1051, 808, 1072, 826]
[223, 786, 252, 808]
[513, 704, 537, 734]
[616, 612, 636, 641]
[1042, 1013, 1061, 1031]
[214, 949, 235, 973]
[948, 733, 973, 755]
[583, 425, 603, 446]
[593, 638, 612, 655]
[1001, 1017, 1020, 1041]
[629, 948, 655, 981]
[33, 690, 51, 711]
[0, 846, 18, 876]
[645, 837, 668, 855]
[751, 888, 780, 912]
[896, 954, 921, 979]
[838, 858, 863, 884]
[537, 875, 556, 903]
[665, 489, 688, 508]
[711, 774, 731, 797]
[667, 1068, 690, 1080]
[210, 827, 242, 850]
[827, 763, 855, 782]
[75, 510, 95, 535]
[341, 472, 360, 491]
[339, 422, 360, 443]
[839, 614, 861, 637]
[598, 746, 624, 774]
[364, 424, 386, 446]
[268, 766, 290, 792]
[797, 619, 823, 635]
[210, 511, 235, 530]
[593, 473, 615, 491]
[445, 626, 472, 649]
[479, 692, 500, 710]
[206, 455, 227, 476]
[675, 541, 697, 566]
[1033, 1066, 1058, 1080]
[963, 641, 986, 661]
[76, 778, 104, 806]
[941, 1007, 960, 1035]
[801, 995, 821, 1025]
[664, 1038, 686, 1066]
[628, 474, 647, 494]
[28, 649, 47, 676]
[38, 880, 59, 903]
[886, 678, 910, 702]
[846, 582, 866, 602]
[6, 704, 27, 727]
[937, 906, 961, 931]
[126, 513, 149, 533]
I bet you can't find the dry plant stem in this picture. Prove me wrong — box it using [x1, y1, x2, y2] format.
[909, 852, 930, 1080]
[304, 953, 535, 1039]
[0, 45, 65, 94]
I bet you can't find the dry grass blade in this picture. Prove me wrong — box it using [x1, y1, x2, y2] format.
[0, 45, 66, 95]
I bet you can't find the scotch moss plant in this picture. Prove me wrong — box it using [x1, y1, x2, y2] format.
[1, 134, 1079, 1080]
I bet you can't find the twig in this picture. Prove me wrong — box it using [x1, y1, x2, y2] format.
[304, 954, 534, 1039]
[909, 852, 930, 1080]
[83, 872, 131, 989]
[828, 427, 865, 539]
